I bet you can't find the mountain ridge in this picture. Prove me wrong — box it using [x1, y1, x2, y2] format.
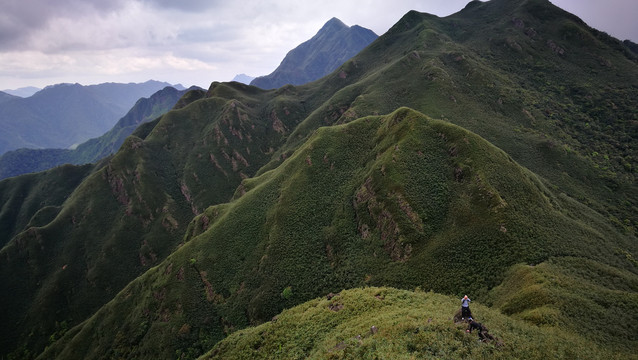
[0, 91, 19, 103]
[231, 74, 255, 85]
[1, 86, 41, 98]
[36, 107, 637, 359]
[203, 287, 619, 359]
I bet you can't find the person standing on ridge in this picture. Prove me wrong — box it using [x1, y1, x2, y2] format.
[461, 295, 472, 319]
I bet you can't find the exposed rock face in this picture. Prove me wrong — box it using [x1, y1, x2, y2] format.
[250, 18, 377, 89]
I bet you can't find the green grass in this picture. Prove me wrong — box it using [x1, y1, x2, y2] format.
[37, 108, 637, 359]
[0, 163, 95, 247]
[488, 257, 638, 351]
[203, 287, 627, 359]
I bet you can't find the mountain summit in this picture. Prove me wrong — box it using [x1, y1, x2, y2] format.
[250, 17, 377, 89]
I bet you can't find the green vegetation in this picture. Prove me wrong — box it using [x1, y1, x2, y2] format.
[37, 108, 636, 359]
[488, 257, 638, 352]
[204, 287, 624, 359]
[1, 0, 637, 358]
[0, 163, 95, 247]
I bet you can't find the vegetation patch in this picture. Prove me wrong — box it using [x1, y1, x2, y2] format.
[203, 287, 615, 359]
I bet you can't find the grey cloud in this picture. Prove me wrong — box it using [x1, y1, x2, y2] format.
[0, 17, 23, 48]
[142, 0, 222, 12]
[2, 0, 126, 26]
[0, 0, 127, 50]
[176, 25, 237, 43]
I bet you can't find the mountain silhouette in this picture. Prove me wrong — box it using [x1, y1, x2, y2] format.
[0, 86, 199, 180]
[0, 80, 178, 155]
[1, 86, 41, 98]
[250, 17, 377, 89]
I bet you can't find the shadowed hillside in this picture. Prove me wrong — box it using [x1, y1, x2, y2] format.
[0, 163, 97, 248]
[0, 82, 315, 357]
[0, 0, 637, 358]
[0, 91, 18, 103]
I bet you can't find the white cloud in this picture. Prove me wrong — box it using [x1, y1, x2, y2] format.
[93, 51, 217, 74]
[0, 49, 216, 88]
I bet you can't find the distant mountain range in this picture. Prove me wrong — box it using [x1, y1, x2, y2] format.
[250, 17, 377, 89]
[0, 86, 201, 180]
[231, 74, 255, 84]
[0, 80, 181, 155]
[1, 86, 41, 97]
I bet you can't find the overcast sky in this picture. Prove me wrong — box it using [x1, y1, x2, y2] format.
[1, 0, 636, 90]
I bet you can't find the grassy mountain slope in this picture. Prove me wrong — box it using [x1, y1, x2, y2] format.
[260, 0, 637, 232]
[1, 0, 637, 358]
[0, 82, 316, 357]
[71, 86, 195, 163]
[0, 163, 96, 248]
[487, 256, 638, 352]
[40, 108, 636, 359]
[250, 18, 377, 89]
[203, 287, 623, 359]
[0, 86, 192, 180]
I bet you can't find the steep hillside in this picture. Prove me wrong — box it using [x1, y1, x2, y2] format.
[0, 86, 194, 180]
[0, 80, 176, 155]
[259, 0, 638, 233]
[0, 163, 96, 248]
[0, 91, 18, 104]
[0, 82, 311, 357]
[250, 18, 377, 89]
[1, 0, 637, 358]
[38, 109, 636, 359]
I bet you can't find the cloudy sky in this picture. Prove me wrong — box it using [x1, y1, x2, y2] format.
[1, 0, 636, 90]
